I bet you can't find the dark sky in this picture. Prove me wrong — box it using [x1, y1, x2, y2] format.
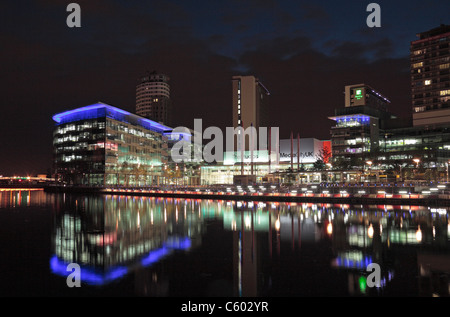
[1, 0, 449, 176]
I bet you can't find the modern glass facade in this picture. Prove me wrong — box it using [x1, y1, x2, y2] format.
[381, 125, 450, 169]
[329, 85, 394, 167]
[329, 82, 450, 181]
[53, 102, 171, 186]
[329, 114, 377, 158]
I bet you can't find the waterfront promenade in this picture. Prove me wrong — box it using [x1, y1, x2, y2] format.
[44, 182, 450, 206]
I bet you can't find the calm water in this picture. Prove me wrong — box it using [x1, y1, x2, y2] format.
[1, 188, 450, 297]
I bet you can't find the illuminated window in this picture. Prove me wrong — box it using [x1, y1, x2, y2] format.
[440, 90, 450, 96]
[413, 62, 423, 68]
[425, 80, 431, 85]
[405, 139, 418, 145]
[439, 63, 450, 70]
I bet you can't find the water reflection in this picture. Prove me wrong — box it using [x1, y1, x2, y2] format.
[49, 194, 450, 296]
[50, 195, 201, 291]
[0, 188, 47, 208]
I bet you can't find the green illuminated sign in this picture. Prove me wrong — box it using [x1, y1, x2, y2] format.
[355, 88, 363, 100]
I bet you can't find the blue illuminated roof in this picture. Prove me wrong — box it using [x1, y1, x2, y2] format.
[328, 114, 374, 122]
[52, 102, 172, 133]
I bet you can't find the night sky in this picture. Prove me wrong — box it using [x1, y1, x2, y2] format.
[1, 0, 449, 176]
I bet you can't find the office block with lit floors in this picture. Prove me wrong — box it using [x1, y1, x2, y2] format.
[411, 24, 450, 127]
[52, 102, 171, 186]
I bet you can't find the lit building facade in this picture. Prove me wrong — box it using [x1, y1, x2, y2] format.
[380, 124, 450, 172]
[52, 102, 171, 186]
[344, 83, 390, 111]
[329, 84, 394, 167]
[411, 24, 450, 127]
[329, 77, 450, 181]
[201, 138, 331, 185]
[136, 71, 172, 126]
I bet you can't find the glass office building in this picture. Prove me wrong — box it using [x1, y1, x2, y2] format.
[381, 125, 450, 169]
[329, 83, 450, 182]
[329, 84, 393, 165]
[52, 102, 172, 186]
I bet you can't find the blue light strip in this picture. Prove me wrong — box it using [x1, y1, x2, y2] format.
[52, 102, 172, 133]
[52, 103, 106, 123]
[335, 255, 373, 269]
[49, 255, 128, 286]
[331, 114, 372, 124]
[141, 246, 171, 267]
[50, 236, 192, 286]
[140, 117, 172, 133]
[164, 236, 192, 250]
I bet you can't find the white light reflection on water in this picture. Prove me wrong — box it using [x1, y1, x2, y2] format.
[1, 190, 450, 297]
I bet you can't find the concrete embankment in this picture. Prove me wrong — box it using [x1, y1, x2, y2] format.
[44, 185, 450, 207]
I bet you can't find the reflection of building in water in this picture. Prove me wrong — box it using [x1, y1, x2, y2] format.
[227, 201, 450, 296]
[325, 204, 450, 296]
[233, 226, 259, 296]
[49, 194, 450, 296]
[228, 201, 450, 296]
[0, 189, 47, 208]
[50, 194, 204, 289]
[230, 209, 262, 297]
[418, 253, 450, 296]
